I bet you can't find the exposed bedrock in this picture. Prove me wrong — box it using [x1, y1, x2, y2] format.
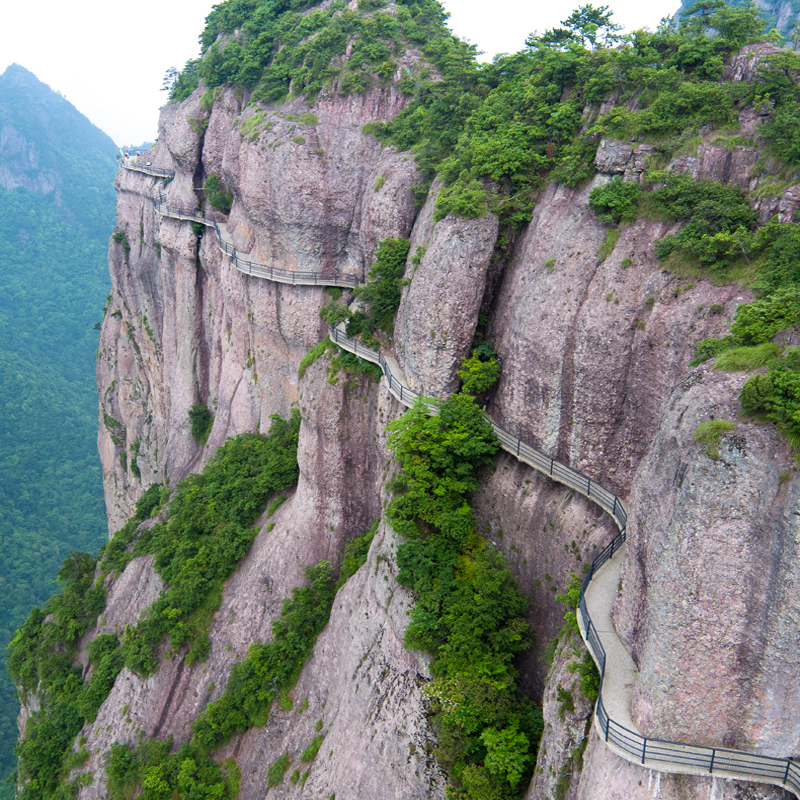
[77, 358, 422, 800]
[394, 183, 500, 397]
[98, 81, 420, 529]
[615, 365, 800, 756]
[487, 177, 746, 499]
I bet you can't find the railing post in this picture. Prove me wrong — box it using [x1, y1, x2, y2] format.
[783, 761, 791, 785]
[516, 438, 521, 457]
[605, 715, 610, 742]
[612, 496, 617, 517]
[550, 457, 554, 476]
[709, 749, 716, 774]
[587, 477, 591, 496]
[641, 739, 646, 764]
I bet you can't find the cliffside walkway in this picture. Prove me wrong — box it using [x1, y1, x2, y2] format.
[124, 161, 800, 798]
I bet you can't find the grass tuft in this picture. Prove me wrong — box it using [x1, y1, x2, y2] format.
[714, 342, 781, 372]
[693, 419, 736, 459]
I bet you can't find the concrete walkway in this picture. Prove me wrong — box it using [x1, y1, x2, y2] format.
[582, 545, 639, 737]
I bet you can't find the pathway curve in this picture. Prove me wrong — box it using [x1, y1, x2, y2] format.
[122, 161, 800, 798]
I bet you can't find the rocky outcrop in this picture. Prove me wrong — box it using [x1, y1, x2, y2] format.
[98, 77, 420, 529]
[615, 365, 800, 756]
[394, 188, 500, 397]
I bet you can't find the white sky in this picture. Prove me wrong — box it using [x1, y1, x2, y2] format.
[0, 0, 679, 146]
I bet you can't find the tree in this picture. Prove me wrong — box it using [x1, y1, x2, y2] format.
[561, 4, 622, 48]
[162, 67, 179, 93]
[682, 0, 764, 48]
[527, 4, 621, 50]
[457, 353, 501, 395]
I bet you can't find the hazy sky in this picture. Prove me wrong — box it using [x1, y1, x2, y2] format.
[0, 0, 679, 145]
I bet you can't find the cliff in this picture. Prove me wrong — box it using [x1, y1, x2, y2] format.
[13, 5, 800, 800]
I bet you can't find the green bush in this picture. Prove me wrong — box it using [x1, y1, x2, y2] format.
[740, 349, 800, 446]
[457, 351, 501, 396]
[106, 740, 239, 800]
[352, 238, 411, 334]
[111, 231, 130, 259]
[134, 483, 166, 521]
[191, 561, 336, 752]
[300, 734, 325, 763]
[714, 342, 781, 372]
[189, 404, 214, 445]
[298, 339, 334, 379]
[204, 174, 233, 212]
[266, 754, 291, 787]
[597, 228, 620, 262]
[693, 419, 736, 459]
[386, 393, 542, 796]
[434, 175, 489, 222]
[336, 520, 378, 588]
[588, 178, 642, 224]
[650, 172, 756, 270]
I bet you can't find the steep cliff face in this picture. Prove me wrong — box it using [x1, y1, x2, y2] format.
[77, 31, 800, 800]
[99, 79, 419, 528]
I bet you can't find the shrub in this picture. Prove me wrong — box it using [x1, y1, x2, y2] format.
[121, 413, 302, 676]
[597, 228, 620, 262]
[189, 404, 214, 445]
[106, 741, 238, 800]
[649, 173, 756, 270]
[112, 231, 130, 259]
[300, 735, 325, 763]
[434, 174, 489, 222]
[740, 348, 800, 445]
[267, 754, 291, 787]
[134, 483, 166, 521]
[191, 561, 336, 752]
[298, 339, 333, 379]
[714, 343, 781, 372]
[204, 174, 233, 212]
[336, 521, 378, 588]
[589, 178, 642, 224]
[352, 238, 411, 334]
[551, 136, 599, 187]
[457, 351, 501, 395]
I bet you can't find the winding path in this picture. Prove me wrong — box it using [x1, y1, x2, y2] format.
[122, 160, 800, 798]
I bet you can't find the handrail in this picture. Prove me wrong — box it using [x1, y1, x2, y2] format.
[122, 162, 799, 797]
[122, 163, 358, 288]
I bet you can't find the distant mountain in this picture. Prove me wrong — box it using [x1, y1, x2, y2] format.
[0, 64, 115, 795]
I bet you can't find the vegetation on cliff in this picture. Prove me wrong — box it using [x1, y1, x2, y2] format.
[7, 413, 301, 800]
[387, 394, 541, 799]
[169, 0, 464, 106]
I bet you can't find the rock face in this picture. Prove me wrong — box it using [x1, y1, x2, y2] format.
[71, 42, 800, 800]
[615, 365, 800, 756]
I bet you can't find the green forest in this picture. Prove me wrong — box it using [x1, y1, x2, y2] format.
[0, 65, 117, 794]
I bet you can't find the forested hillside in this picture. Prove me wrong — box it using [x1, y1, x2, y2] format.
[0, 65, 117, 796]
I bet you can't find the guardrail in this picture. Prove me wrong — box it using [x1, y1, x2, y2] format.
[120, 161, 175, 179]
[123, 161, 799, 797]
[129, 167, 359, 288]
